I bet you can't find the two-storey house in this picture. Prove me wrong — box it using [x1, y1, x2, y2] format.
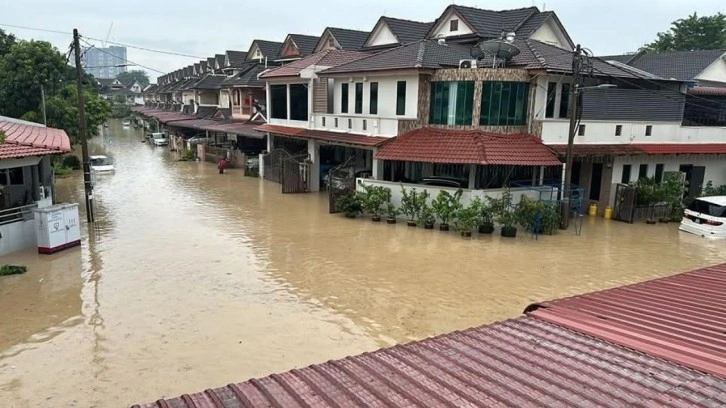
[313, 27, 370, 52]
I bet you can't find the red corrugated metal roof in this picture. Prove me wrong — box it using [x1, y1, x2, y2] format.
[548, 143, 726, 156]
[133, 316, 726, 408]
[528, 263, 726, 378]
[377, 127, 562, 165]
[0, 118, 71, 153]
[256, 124, 387, 146]
[688, 86, 726, 96]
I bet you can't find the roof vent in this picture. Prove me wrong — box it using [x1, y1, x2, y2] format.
[436, 34, 446, 45]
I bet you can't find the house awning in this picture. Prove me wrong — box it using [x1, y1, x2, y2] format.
[0, 116, 71, 158]
[166, 119, 264, 138]
[548, 143, 726, 156]
[256, 124, 387, 147]
[376, 127, 562, 166]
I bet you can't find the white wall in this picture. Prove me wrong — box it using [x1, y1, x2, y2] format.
[0, 219, 36, 256]
[182, 90, 196, 105]
[334, 74, 419, 118]
[429, 11, 474, 38]
[530, 19, 570, 49]
[366, 22, 399, 47]
[219, 90, 231, 109]
[695, 56, 726, 84]
[540, 120, 688, 144]
[313, 114, 399, 137]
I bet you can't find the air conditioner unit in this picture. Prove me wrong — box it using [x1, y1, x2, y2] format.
[459, 59, 477, 69]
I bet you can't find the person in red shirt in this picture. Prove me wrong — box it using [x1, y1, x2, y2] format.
[217, 157, 228, 174]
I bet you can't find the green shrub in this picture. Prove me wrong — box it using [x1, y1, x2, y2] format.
[703, 181, 726, 196]
[418, 203, 436, 226]
[516, 196, 561, 235]
[360, 185, 391, 217]
[62, 155, 82, 170]
[182, 149, 196, 160]
[487, 187, 517, 229]
[336, 193, 363, 218]
[0, 265, 27, 276]
[431, 189, 463, 225]
[452, 204, 479, 232]
[400, 185, 429, 222]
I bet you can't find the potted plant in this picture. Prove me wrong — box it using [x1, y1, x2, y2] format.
[400, 185, 429, 227]
[452, 204, 479, 237]
[385, 203, 400, 224]
[432, 189, 463, 231]
[516, 196, 561, 235]
[663, 172, 686, 222]
[336, 193, 363, 219]
[488, 188, 517, 238]
[470, 197, 494, 234]
[418, 203, 436, 229]
[361, 185, 391, 222]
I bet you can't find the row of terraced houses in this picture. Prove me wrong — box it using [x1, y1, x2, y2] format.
[133, 4, 726, 215]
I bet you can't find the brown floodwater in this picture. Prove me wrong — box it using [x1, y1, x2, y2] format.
[1, 120, 725, 407]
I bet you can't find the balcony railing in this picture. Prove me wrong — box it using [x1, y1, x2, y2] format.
[312, 114, 400, 137]
[0, 203, 37, 226]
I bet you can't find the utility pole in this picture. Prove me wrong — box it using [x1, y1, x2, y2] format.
[561, 44, 583, 230]
[73, 28, 94, 222]
[40, 85, 47, 125]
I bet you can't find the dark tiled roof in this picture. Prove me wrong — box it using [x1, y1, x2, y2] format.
[261, 50, 369, 78]
[193, 63, 201, 74]
[214, 54, 226, 70]
[326, 27, 370, 50]
[600, 49, 726, 81]
[376, 127, 561, 166]
[381, 17, 433, 45]
[225, 50, 248, 68]
[249, 40, 283, 60]
[598, 53, 637, 64]
[321, 40, 472, 74]
[142, 84, 157, 93]
[222, 64, 267, 88]
[96, 78, 117, 87]
[206, 57, 216, 71]
[189, 74, 226, 90]
[446, 5, 540, 38]
[199, 60, 208, 73]
[282, 34, 320, 58]
[134, 315, 726, 408]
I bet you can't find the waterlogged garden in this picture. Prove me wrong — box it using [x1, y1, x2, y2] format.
[336, 184, 563, 238]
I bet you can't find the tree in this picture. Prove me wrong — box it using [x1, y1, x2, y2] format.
[116, 69, 150, 88]
[41, 84, 110, 144]
[643, 12, 726, 52]
[0, 29, 15, 58]
[0, 40, 67, 118]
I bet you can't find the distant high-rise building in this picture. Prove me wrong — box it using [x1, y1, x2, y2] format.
[81, 46, 128, 79]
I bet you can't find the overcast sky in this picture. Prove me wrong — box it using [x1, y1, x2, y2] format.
[2, 0, 723, 81]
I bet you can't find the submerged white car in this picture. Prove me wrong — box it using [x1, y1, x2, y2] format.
[89, 155, 115, 173]
[679, 196, 726, 239]
[151, 133, 169, 146]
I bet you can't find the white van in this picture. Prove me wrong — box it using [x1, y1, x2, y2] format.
[679, 196, 726, 239]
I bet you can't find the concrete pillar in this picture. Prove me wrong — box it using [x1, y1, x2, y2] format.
[372, 158, 384, 180]
[266, 134, 273, 152]
[265, 82, 271, 122]
[31, 165, 40, 201]
[259, 153, 265, 179]
[308, 139, 320, 192]
[539, 166, 545, 185]
[468, 164, 477, 189]
[286, 84, 291, 122]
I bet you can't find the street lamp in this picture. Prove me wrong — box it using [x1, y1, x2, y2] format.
[561, 82, 617, 229]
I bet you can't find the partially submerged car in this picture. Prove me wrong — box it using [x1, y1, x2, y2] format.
[679, 196, 726, 239]
[89, 155, 115, 173]
[151, 133, 169, 146]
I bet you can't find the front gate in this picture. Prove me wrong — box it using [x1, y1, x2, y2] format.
[281, 153, 311, 193]
[327, 157, 356, 213]
[613, 183, 637, 223]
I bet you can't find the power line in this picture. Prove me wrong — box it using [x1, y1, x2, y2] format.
[0, 22, 205, 59]
[80, 37, 166, 74]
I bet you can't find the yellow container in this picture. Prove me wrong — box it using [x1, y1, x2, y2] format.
[603, 205, 612, 219]
[588, 203, 597, 216]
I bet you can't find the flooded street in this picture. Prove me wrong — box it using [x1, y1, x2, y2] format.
[1, 120, 726, 407]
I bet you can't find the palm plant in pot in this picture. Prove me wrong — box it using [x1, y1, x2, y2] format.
[400, 185, 429, 227]
[418, 202, 436, 229]
[452, 203, 479, 237]
[432, 189, 463, 231]
[488, 188, 517, 238]
[337, 193, 363, 219]
[361, 185, 391, 222]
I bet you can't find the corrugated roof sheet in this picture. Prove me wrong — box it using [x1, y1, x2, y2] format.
[548, 143, 726, 156]
[528, 263, 726, 378]
[376, 127, 562, 166]
[689, 86, 726, 96]
[0, 116, 71, 153]
[256, 124, 386, 146]
[133, 316, 726, 408]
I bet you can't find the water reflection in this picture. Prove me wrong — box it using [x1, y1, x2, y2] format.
[0, 119, 724, 406]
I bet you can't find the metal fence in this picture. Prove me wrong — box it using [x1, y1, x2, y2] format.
[0, 204, 37, 226]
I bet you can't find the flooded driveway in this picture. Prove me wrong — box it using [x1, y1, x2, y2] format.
[1, 120, 725, 407]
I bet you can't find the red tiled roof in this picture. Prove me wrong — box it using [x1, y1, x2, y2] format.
[261, 50, 369, 78]
[134, 316, 726, 408]
[0, 117, 71, 159]
[548, 143, 726, 156]
[376, 127, 562, 166]
[256, 124, 387, 146]
[528, 263, 726, 378]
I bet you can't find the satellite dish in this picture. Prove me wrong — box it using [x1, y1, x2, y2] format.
[479, 39, 521, 60]
[470, 46, 485, 60]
